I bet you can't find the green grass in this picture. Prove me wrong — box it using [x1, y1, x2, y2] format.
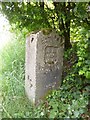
[1, 39, 25, 95]
[0, 30, 35, 118]
[2, 96, 34, 118]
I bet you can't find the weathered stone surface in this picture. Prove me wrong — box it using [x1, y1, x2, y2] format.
[25, 30, 64, 104]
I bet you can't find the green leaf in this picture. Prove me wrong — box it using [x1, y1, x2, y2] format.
[79, 70, 84, 75]
[49, 101, 58, 109]
[74, 110, 79, 117]
[77, 62, 82, 66]
[82, 67, 87, 72]
[85, 71, 90, 79]
[49, 109, 57, 118]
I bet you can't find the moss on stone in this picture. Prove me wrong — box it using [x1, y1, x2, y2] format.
[41, 28, 52, 35]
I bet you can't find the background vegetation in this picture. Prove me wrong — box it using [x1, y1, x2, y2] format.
[0, 1, 90, 119]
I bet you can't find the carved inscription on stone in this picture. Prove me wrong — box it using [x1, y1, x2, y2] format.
[28, 75, 33, 88]
[44, 46, 58, 71]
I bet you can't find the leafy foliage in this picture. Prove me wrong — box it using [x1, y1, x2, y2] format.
[2, 2, 89, 49]
[0, 26, 90, 119]
[0, 2, 90, 119]
[32, 30, 90, 118]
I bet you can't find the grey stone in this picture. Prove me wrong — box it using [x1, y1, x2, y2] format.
[25, 30, 64, 104]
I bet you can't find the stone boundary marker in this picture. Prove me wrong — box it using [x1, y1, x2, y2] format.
[25, 30, 64, 104]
